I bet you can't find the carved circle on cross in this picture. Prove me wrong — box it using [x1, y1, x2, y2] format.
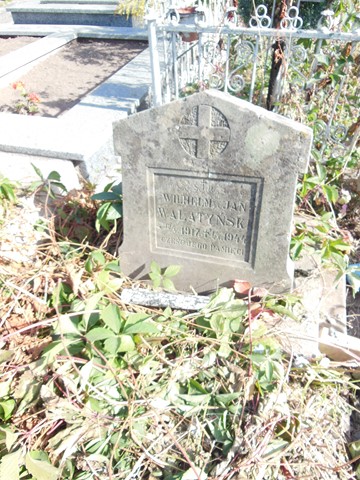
[177, 104, 231, 159]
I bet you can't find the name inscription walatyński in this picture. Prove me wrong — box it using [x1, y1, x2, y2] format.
[150, 170, 263, 265]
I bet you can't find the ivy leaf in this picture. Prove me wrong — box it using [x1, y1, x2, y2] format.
[86, 327, 115, 342]
[25, 451, 60, 480]
[178, 394, 211, 405]
[31, 162, 44, 180]
[106, 203, 122, 220]
[123, 313, 159, 335]
[162, 278, 176, 291]
[0, 426, 19, 451]
[214, 392, 241, 406]
[164, 265, 181, 277]
[57, 314, 80, 336]
[150, 260, 161, 275]
[91, 191, 121, 201]
[47, 171, 61, 181]
[314, 53, 330, 66]
[0, 450, 21, 480]
[266, 304, 299, 322]
[79, 361, 94, 391]
[14, 371, 41, 415]
[104, 335, 135, 354]
[322, 184, 339, 204]
[101, 304, 122, 334]
[0, 399, 16, 421]
[149, 271, 161, 288]
[95, 203, 111, 232]
[83, 292, 104, 330]
[95, 270, 123, 294]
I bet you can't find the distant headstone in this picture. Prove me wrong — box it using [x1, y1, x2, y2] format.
[113, 90, 312, 293]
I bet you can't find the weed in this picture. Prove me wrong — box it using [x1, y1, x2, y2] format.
[11, 81, 41, 115]
[149, 260, 181, 291]
[0, 176, 356, 479]
[28, 164, 67, 200]
[91, 182, 122, 233]
[0, 176, 17, 205]
[0, 271, 356, 479]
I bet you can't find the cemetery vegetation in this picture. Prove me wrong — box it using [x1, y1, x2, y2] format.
[0, 1, 359, 478]
[11, 82, 41, 115]
[0, 168, 359, 479]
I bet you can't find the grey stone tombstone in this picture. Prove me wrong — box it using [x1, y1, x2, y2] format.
[113, 90, 312, 293]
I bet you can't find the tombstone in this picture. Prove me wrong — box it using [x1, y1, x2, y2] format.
[113, 90, 312, 293]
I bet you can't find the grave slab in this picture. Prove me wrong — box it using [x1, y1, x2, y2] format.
[7, 1, 132, 27]
[0, 151, 81, 190]
[114, 89, 313, 293]
[0, 31, 76, 88]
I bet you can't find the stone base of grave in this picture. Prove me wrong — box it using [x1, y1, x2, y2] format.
[7, 1, 133, 27]
[0, 152, 81, 191]
[287, 254, 347, 359]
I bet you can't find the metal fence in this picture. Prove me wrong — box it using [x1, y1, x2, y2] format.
[147, 3, 360, 158]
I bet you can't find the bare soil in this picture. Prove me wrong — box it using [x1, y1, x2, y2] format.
[0, 37, 147, 117]
[0, 35, 39, 55]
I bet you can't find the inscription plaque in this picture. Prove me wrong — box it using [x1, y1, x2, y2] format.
[150, 170, 263, 265]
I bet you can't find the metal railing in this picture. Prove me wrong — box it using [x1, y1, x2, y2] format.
[147, 3, 360, 157]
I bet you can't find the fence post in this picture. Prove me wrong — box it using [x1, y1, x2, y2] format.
[147, 15, 162, 107]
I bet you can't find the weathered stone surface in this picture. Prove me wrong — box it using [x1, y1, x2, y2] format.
[114, 90, 312, 293]
[121, 288, 210, 310]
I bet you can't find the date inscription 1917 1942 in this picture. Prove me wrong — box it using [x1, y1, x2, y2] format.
[151, 170, 263, 265]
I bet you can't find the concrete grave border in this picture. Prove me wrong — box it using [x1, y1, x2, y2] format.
[8, 1, 133, 27]
[0, 24, 150, 188]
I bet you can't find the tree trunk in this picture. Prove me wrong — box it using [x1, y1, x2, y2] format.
[266, 0, 293, 111]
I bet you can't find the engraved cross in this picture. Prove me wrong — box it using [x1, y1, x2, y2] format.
[178, 105, 230, 158]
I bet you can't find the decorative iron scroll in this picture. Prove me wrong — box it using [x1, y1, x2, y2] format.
[150, 1, 360, 157]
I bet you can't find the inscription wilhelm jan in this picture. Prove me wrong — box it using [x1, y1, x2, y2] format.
[151, 171, 263, 265]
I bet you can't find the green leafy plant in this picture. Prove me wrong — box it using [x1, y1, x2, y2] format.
[148, 260, 181, 290]
[0, 236, 357, 480]
[91, 182, 122, 232]
[0, 378, 15, 422]
[0, 176, 17, 205]
[291, 214, 351, 271]
[11, 81, 41, 115]
[29, 164, 67, 199]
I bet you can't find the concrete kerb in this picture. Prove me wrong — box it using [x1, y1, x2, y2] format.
[7, 1, 133, 26]
[0, 30, 78, 87]
[0, 24, 151, 189]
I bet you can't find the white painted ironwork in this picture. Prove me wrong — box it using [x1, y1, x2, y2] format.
[280, 6, 303, 30]
[317, 9, 335, 32]
[249, 5, 272, 29]
[148, 2, 360, 155]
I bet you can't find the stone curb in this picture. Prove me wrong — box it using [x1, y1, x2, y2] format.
[0, 25, 152, 186]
